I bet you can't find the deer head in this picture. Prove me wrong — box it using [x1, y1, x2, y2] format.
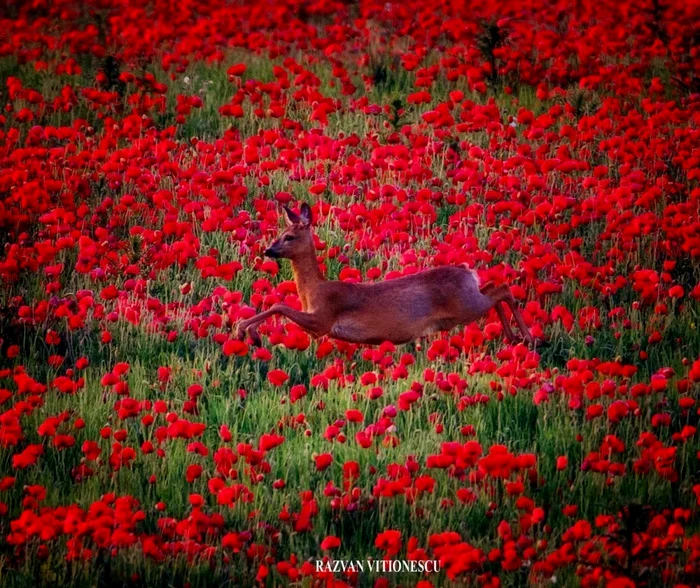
[264, 203, 314, 260]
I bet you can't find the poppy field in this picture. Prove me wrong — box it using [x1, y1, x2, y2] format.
[1, 0, 700, 586]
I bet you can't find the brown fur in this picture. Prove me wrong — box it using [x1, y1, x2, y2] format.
[236, 203, 535, 347]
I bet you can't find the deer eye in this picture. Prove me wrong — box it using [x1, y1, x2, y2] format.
[284, 235, 295, 242]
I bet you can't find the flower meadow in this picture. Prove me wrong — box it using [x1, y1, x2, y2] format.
[1, 0, 700, 586]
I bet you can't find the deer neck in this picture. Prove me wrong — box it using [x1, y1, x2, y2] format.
[290, 246, 324, 309]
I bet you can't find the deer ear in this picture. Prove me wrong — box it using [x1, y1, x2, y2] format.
[282, 205, 300, 226]
[299, 203, 313, 226]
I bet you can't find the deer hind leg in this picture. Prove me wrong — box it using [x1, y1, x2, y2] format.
[479, 281, 498, 296]
[456, 270, 496, 322]
[487, 285, 534, 344]
[494, 304, 518, 342]
[473, 281, 517, 341]
[236, 304, 327, 346]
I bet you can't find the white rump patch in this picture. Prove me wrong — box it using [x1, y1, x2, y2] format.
[462, 264, 480, 287]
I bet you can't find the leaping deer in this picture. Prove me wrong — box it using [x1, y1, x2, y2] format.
[235, 203, 537, 348]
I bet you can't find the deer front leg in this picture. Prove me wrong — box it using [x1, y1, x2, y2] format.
[235, 304, 327, 345]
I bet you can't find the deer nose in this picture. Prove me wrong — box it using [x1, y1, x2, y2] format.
[264, 248, 279, 258]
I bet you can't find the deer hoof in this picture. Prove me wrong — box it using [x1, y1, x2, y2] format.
[235, 324, 247, 341]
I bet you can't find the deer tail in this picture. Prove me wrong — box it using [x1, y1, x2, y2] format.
[461, 263, 482, 288]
